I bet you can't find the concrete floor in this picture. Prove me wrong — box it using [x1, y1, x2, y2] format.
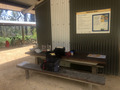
[0, 45, 120, 90]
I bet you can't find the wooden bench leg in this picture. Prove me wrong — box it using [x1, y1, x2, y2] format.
[25, 70, 29, 79]
[88, 84, 93, 90]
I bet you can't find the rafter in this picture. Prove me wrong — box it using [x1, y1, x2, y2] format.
[0, 3, 35, 14]
[22, 0, 44, 14]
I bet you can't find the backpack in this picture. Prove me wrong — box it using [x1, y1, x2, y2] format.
[41, 52, 60, 72]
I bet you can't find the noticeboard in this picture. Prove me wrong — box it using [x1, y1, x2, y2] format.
[76, 9, 111, 34]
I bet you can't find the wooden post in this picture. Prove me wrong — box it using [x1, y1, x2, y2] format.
[22, 26, 25, 44]
[25, 70, 29, 79]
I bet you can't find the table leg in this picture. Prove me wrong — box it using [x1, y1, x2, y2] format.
[92, 66, 97, 74]
[35, 57, 39, 64]
[35, 57, 44, 65]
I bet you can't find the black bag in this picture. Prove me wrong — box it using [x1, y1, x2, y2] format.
[41, 52, 60, 72]
[46, 51, 59, 63]
[54, 47, 65, 56]
[41, 60, 60, 72]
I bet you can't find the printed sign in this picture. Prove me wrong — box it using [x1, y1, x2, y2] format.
[76, 9, 111, 34]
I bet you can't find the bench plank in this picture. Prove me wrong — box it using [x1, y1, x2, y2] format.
[17, 62, 105, 85]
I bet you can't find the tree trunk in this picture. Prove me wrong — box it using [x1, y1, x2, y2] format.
[30, 14, 36, 35]
[24, 14, 28, 35]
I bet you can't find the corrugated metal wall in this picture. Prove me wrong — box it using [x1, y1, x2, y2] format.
[50, 0, 70, 51]
[35, 0, 120, 75]
[118, 0, 120, 75]
[70, 0, 119, 75]
[35, 0, 52, 48]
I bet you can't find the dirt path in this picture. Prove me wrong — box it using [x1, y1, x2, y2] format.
[0, 45, 120, 90]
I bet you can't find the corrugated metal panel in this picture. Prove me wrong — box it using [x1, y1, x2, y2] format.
[118, 0, 120, 75]
[50, 0, 70, 51]
[35, 0, 52, 48]
[70, 0, 119, 75]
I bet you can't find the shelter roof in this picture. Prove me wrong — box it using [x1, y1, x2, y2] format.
[0, 0, 45, 14]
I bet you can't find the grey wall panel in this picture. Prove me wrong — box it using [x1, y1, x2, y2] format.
[50, 0, 70, 51]
[70, 0, 119, 75]
[35, 0, 52, 48]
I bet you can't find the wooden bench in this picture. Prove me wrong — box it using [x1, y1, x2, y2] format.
[17, 61, 105, 90]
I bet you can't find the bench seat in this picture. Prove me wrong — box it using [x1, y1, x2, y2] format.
[17, 61, 105, 86]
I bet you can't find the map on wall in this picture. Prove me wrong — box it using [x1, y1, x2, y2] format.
[76, 9, 111, 34]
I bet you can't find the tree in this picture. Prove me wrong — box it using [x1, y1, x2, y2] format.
[0, 9, 36, 37]
[24, 13, 28, 35]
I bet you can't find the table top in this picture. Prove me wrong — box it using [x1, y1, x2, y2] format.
[62, 54, 106, 65]
[25, 51, 106, 65]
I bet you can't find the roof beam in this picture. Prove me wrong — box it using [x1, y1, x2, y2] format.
[0, 3, 35, 14]
[22, 0, 44, 14]
[0, 21, 36, 26]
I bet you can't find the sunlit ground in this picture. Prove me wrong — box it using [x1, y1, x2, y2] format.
[0, 46, 32, 65]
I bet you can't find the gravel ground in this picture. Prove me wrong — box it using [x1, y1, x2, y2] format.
[0, 45, 120, 90]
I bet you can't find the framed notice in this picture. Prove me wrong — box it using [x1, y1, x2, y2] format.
[92, 13, 109, 32]
[76, 9, 111, 34]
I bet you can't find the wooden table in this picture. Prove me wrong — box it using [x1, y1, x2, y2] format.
[25, 52, 106, 74]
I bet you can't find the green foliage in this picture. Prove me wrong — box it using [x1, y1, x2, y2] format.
[0, 37, 6, 43]
[0, 37, 11, 43]
[0, 27, 37, 47]
[24, 28, 37, 41]
[32, 28, 37, 40]
[16, 34, 22, 40]
[0, 37, 11, 47]
[24, 35, 31, 40]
